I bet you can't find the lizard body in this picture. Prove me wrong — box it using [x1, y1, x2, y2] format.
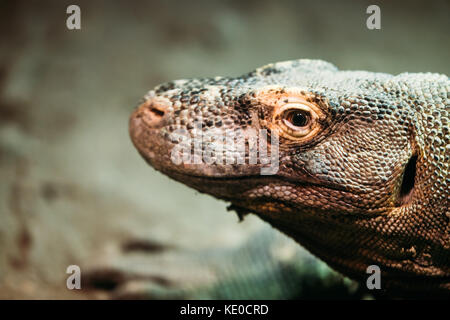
[129, 59, 449, 296]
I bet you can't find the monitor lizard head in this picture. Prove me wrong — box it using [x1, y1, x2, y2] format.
[129, 59, 449, 293]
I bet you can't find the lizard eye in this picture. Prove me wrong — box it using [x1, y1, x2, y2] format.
[274, 103, 321, 139]
[283, 109, 310, 129]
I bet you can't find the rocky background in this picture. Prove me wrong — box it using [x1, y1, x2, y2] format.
[0, 0, 448, 299]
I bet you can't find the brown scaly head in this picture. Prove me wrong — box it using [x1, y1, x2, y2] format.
[129, 59, 449, 295]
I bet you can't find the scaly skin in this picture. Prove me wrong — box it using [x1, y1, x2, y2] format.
[129, 59, 449, 296]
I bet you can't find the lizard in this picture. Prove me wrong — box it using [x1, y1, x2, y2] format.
[129, 59, 449, 297]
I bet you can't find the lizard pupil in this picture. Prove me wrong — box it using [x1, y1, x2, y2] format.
[288, 110, 309, 127]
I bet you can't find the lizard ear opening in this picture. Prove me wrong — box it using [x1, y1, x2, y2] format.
[397, 154, 417, 206]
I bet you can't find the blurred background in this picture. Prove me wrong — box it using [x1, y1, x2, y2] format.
[0, 0, 448, 299]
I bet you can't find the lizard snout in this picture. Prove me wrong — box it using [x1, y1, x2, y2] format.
[129, 95, 173, 161]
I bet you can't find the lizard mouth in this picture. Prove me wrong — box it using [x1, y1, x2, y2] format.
[159, 168, 350, 194]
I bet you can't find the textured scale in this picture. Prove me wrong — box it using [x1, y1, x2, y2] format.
[129, 59, 449, 296]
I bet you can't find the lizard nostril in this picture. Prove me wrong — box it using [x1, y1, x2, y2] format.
[149, 106, 165, 118]
[134, 97, 171, 129]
